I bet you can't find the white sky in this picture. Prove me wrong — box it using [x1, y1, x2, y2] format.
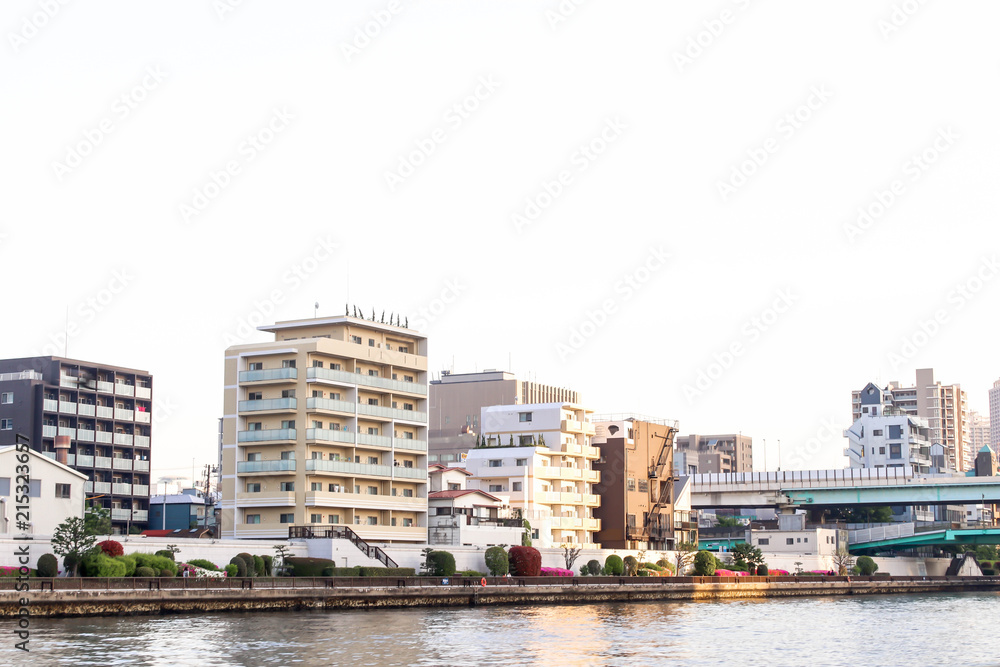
[2, 1, 998, 487]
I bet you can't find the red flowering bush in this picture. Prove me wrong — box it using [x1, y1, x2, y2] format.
[98, 540, 124, 558]
[508, 546, 541, 577]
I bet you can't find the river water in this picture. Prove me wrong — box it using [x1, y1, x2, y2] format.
[4, 592, 999, 666]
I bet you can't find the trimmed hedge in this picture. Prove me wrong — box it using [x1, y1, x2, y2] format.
[253, 555, 265, 577]
[587, 559, 602, 576]
[37, 554, 59, 578]
[694, 551, 717, 576]
[187, 559, 219, 571]
[155, 550, 175, 561]
[623, 556, 638, 576]
[262, 555, 273, 576]
[508, 546, 541, 577]
[286, 557, 337, 577]
[118, 555, 137, 577]
[98, 540, 124, 558]
[427, 551, 457, 577]
[160, 569, 175, 578]
[230, 556, 248, 577]
[359, 566, 415, 577]
[81, 553, 128, 578]
[132, 553, 178, 576]
[224, 564, 238, 577]
[135, 567, 157, 578]
[604, 555, 624, 576]
[485, 546, 509, 576]
[856, 556, 878, 576]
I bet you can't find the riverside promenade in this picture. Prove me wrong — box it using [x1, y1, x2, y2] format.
[4, 575, 1000, 618]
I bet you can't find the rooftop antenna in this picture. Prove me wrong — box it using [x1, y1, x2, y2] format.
[777, 439, 781, 471]
[314, 302, 319, 318]
[64, 306, 69, 357]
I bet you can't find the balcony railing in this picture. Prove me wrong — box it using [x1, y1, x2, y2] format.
[135, 411, 151, 424]
[131, 509, 148, 521]
[59, 401, 77, 414]
[357, 432, 393, 448]
[393, 438, 427, 452]
[306, 397, 356, 413]
[76, 454, 94, 467]
[43, 399, 58, 412]
[238, 398, 297, 412]
[306, 428, 355, 444]
[136, 386, 152, 399]
[240, 368, 298, 383]
[237, 460, 297, 474]
[95, 456, 112, 469]
[133, 485, 149, 497]
[393, 466, 427, 480]
[115, 408, 134, 421]
[58, 426, 76, 438]
[91, 481, 111, 494]
[41, 425, 57, 437]
[111, 508, 132, 521]
[115, 384, 135, 397]
[357, 403, 427, 423]
[305, 459, 392, 477]
[97, 381, 114, 393]
[306, 367, 427, 395]
[134, 435, 150, 448]
[134, 460, 150, 471]
[97, 406, 113, 418]
[113, 433, 134, 446]
[112, 458, 133, 471]
[96, 431, 112, 444]
[113, 483, 132, 495]
[238, 428, 296, 443]
[78, 403, 96, 417]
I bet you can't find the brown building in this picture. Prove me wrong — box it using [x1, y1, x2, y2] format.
[591, 414, 677, 550]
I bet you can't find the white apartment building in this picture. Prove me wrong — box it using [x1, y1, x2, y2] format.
[464, 402, 601, 547]
[969, 410, 991, 459]
[843, 410, 934, 473]
[990, 379, 1000, 454]
[0, 446, 87, 536]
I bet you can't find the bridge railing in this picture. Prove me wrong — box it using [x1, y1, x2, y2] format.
[849, 522, 915, 545]
[691, 467, 919, 492]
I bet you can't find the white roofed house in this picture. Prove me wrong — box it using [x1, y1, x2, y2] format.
[0, 445, 87, 537]
[426, 463, 522, 546]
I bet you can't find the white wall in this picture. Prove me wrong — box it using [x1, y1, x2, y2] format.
[0, 448, 86, 537]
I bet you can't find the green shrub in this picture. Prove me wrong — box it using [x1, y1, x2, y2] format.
[587, 559, 602, 576]
[636, 569, 651, 577]
[640, 562, 663, 571]
[187, 559, 219, 571]
[262, 555, 273, 576]
[155, 549, 175, 561]
[457, 570, 486, 577]
[856, 556, 878, 576]
[427, 551, 457, 577]
[159, 569, 175, 577]
[224, 564, 238, 577]
[81, 553, 128, 577]
[622, 556, 638, 576]
[604, 555, 624, 576]
[485, 546, 509, 576]
[659, 561, 676, 574]
[324, 566, 360, 577]
[237, 553, 255, 573]
[285, 557, 337, 577]
[358, 567, 416, 577]
[135, 567, 157, 578]
[579, 565, 589, 576]
[230, 556, 247, 577]
[63, 553, 79, 575]
[117, 555, 137, 577]
[253, 555, 265, 577]
[982, 568, 996, 576]
[132, 553, 177, 576]
[694, 551, 717, 576]
[756, 564, 769, 576]
[36, 554, 59, 578]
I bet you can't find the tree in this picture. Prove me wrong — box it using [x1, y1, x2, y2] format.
[51, 517, 98, 577]
[623, 556, 638, 576]
[273, 544, 291, 576]
[794, 561, 804, 575]
[508, 435, 514, 447]
[485, 546, 509, 576]
[84, 502, 111, 536]
[419, 547, 436, 575]
[693, 550, 717, 576]
[715, 515, 742, 528]
[674, 541, 698, 575]
[825, 506, 893, 524]
[521, 519, 532, 547]
[856, 555, 878, 575]
[831, 547, 855, 575]
[563, 545, 582, 570]
[730, 542, 765, 570]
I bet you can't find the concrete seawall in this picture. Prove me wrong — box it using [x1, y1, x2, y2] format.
[4, 579, 999, 618]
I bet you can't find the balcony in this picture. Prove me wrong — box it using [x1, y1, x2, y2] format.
[237, 460, 297, 474]
[90, 481, 111, 494]
[561, 419, 596, 436]
[134, 435, 150, 448]
[115, 384, 135, 397]
[59, 400, 77, 414]
[95, 456, 112, 469]
[43, 399, 58, 412]
[113, 483, 132, 495]
[97, 406, 114, 418]
[238, 428, 296, 443]
[66, 454, 76, 465]
[112, 458, 133, 471]
[306, 397, 356, 413]
[136, 386, 152, 399]
[114, 408, 134, 421]
[240, 368, 298, 383]
[393, 438, 427, 452]
[238, 398, 297, 412]
[306, 491, 426, 510]
[236, 491, 296, 506]
[135, 410, 151, 424]
[307, 366, 427, 395]
[132, 509, 148, 521]
[305, 459, 392, 478]
[58, 426, 76, 438]
[358, 432, 393, 448]
[96, 431, 112, 444]
[113, 433, 134, 446]
[59, 376, 78, 388]
[306, 428, 355, 444]
[134, 460, 150, 472]
[111, 508, 132, 521]
[357, 403, 427, 423]
[97, 381, 114, 393]
[393, 466, 427, 480]
[133, 484, 150, 497]
[76, 454, 95, 467]
[42, 425, 57, 438]
[78, 403, 96, 417]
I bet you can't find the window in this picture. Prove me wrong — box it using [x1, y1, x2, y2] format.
[403, 403, 413, 411]
[328, 514, 340, 524]
[489, 484, 504, 492]
[246, 514, 261, 524]
[247, 392, 262, 400]
[368, 339, 375, 347]
[889, 444, 902, 459]
[367, 456, 379, 465]
[367, 516, 377, 525]
[626, 478, 636, 492]
[391, 517, 397, 526]
[281, 420, 295, 429]
[0, 419, 12, 430]
[512, 482, 522, 492]
[368, 369, 379, 377]
[330, 392, 341, 400]
[519, 435, 534, 446]
[246, 483, 261, 492]
[280, 451, 295, 460]
[367, 486, 378, 495]
[403, 460, 413, 468]
[312, 360, 324, 368]
[312, 390, 323, 398]
[249, 362, 263, 371]
[281, 389, 296, 398]
[55, 483, 71, 499]
[404, 375, 413, 382]
[311, 514, 322, 523]
[311, 482, 322, 491]
[758, 538, 770, 546]
[879, 447, 886, 455]
[516, 458, 527, 466]
[0, 392, 12, 404]
[399, 346, 408, 354]
[873, 429, 883, 436]
[279, 514, 294, 524]
[0, 478, 11, 495]
[330, 423, 341, 431]
[786, 538, 794, 545]
[402, 518, 413, 527]
[248, 422, 262, 431]
[888, 425, 903, 439]
[247, 453, 262, 462]
[351, 335, 362, 344]
[519, 412, 533, 422]
[447, 483, 461, 491]
[402, 488, 413, 497]
[354, 516, 361, 524]
[796, 538, 801, 543]
[282, 360, 296, 368]
[331, 363, 342, 371]
[367, 427, 379, 435]
[488, 460, 502, 467]
[280, 482, 294, 491]
[804, 538, 808, 543]
[312, 421, 323, 429]
[368, 398, 379, 405]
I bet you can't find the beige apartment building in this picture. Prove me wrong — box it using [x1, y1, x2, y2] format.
[852, 368, 970, 471]
[220, 316, 429, 542]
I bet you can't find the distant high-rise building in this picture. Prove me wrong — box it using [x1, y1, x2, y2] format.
[852, 369, 971, 471]
[969, 410, 991, 459]
[673, 433, 753, 474]
[0, 356, 153, 534]
[428, 370, 579, 465]
[990, 379, 1000, 454]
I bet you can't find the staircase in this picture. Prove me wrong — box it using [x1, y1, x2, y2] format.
[641, 423, 679, 544]
[288, 526, 398, 568]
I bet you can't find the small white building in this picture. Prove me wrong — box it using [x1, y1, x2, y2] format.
[0, 446, 87, 536]
[844, 410, 933, 473]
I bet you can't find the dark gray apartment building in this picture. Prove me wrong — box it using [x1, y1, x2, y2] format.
[0, 356, 153, 534]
